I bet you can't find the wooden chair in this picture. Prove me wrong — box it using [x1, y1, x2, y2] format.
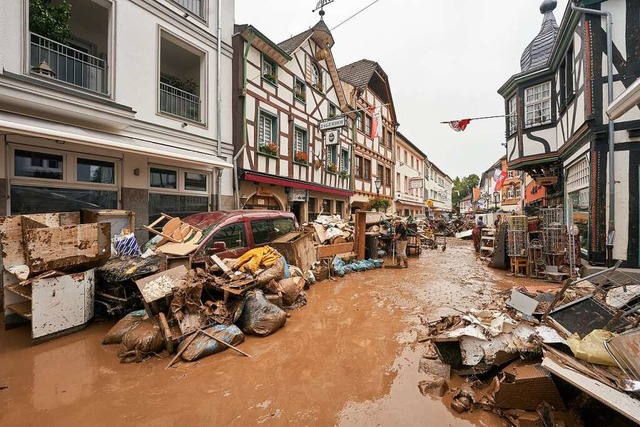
[144, 213, 202, 244]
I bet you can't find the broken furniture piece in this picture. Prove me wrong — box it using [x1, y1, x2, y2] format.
[1, 212, 109, 343]
[144, 213, 202, 244]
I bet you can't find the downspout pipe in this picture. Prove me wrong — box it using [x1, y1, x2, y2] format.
[233, 31, 255, 209]
[216, 0, 223, 210]
[570, 1, 615, 263]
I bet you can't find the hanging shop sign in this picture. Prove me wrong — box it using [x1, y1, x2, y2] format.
[535, 176, 559, 186]
[409, 178, 423, 189]
[319, 115, 348, 131]
[288, 188, 308, 202]
[324, 129, 339, 146]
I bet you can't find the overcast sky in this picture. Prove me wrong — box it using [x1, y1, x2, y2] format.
[235, 0, 570, 179]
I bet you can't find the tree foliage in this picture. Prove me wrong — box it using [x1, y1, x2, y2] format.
[452, 174, 480, 207]
[29, 0, 72, 44]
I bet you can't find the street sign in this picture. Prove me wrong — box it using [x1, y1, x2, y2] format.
[319, 115, 348, 131]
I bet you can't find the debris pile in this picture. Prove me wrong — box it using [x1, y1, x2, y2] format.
[415, 263, 640, 425]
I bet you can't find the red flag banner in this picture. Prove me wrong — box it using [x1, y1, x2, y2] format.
[448, 119, 471, 132]
[368, 106, 382, 139]
[494, 171, 507, 191]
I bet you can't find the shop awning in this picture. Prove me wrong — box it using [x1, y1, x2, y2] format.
[0, 112, 233, 169]
[395, 199, 425, 208]
[244, 172, 353, 197]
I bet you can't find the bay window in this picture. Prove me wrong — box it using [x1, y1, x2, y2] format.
[524, 82, 552, 127]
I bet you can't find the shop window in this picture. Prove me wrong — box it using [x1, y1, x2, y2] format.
[77, 158, 115, 184]
[243, 194, 281, 211]
[149, 193, 208, 224]
[150, 168, 177, 189]
[322, 199, 331, 213]
[184, 172, 207, 192]
[14, 149, 63, 180]
[11, 186, 116, 214]
[336, 201, 344, 217]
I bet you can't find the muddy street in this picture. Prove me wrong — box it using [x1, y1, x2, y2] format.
[0, 239, 512, 426]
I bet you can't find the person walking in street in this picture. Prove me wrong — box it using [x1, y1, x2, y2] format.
[394, 220, 409, 268]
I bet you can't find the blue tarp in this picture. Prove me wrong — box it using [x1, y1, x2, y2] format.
[332, 257, 384, 277]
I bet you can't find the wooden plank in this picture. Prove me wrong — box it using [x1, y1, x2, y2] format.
[24, 223, 111, 273]
[210, 255, 232, 275]
[317, 242, 354, 259]
[355, 212, 367, 260]
[7, 301, 32, 320]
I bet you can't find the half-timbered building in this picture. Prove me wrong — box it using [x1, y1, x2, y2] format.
[338, 60, 397, 213]
[232, 20, 353, 223]
[498, 0, 640, 268]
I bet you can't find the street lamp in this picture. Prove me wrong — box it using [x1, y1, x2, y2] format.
[493, 191, 499, 209]
[374, 177, 382, 195]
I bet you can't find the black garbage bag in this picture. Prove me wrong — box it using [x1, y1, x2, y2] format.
[236, 290, 287, 336]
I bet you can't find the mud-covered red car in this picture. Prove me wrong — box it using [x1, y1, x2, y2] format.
[147, 210, 298, 264]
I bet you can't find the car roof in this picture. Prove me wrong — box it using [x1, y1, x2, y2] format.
[183, 210, 296, 229]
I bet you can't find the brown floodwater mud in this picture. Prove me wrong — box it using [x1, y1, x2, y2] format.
[0, 239, 513, 426]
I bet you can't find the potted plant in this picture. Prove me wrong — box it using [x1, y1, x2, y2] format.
[259, 142, 278, 156]
[294, 151, 308, 164]
[367, 196, 391, 213]
[263, 73, 278, 85]
[327, 162, 337, 173]
[339, 169, 349, 179]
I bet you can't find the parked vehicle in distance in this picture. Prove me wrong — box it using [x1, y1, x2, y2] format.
[146, 210, 298, 264]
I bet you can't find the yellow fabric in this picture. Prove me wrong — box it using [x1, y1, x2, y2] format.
[233, 246, 281, 274]
[566, 329, 617, 367]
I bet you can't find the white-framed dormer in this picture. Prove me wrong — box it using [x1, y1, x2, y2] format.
[157, 27, 207, 126]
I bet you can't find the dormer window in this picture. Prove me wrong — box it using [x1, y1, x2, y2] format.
[262, 56, 278, 86]
[310, 62, 323, 92]
[524, 82, 552, 128]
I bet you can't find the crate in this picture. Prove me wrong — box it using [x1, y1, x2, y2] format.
[270, 231, 316, 272]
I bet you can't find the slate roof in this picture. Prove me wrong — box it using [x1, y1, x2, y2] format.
[520, 0, 559, 72]
[278, 29, 314, 55]
[337, 59, 378, 88]
[278, 20, 333, 55]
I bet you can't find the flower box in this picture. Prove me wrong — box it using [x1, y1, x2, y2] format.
[259, 142, 278, 156]
[294, 151, 309, 164]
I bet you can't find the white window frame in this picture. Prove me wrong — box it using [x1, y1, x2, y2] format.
[258, 110, 277, 147]
[310, 62, 321, 89]
[148, 164, 211, 196]
[524, 82, 552, 128]
[567, 157, 590, 193]
[294, 127, 307, 155]
[158, 29, 207, 125]
[10, 145, 119, 191]
[508, 96, 518, 134]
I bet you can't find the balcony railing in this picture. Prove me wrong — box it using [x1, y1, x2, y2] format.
[172, 0, 204, 18]
[30, 33, 107, 94]
[160, 82, 201, 122]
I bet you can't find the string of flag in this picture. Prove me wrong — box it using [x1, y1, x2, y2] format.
[440, 114, 509, 132]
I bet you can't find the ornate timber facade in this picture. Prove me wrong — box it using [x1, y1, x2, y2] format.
[499, 0, 640, 267]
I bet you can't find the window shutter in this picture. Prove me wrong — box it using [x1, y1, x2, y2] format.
[258, 116, 265, 144]
[305, 54, 312, 83]
[324, 69, 330, 92]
